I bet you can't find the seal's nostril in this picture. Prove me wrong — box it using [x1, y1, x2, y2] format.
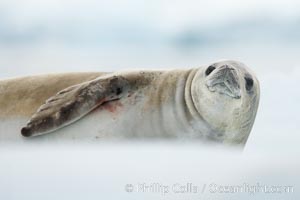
[21, 127, 32, 137]
[221, 64, 234, 71]
[205, 65, 216, 76]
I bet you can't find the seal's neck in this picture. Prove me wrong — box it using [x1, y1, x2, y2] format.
[184, 68, 203, 121]
[183, 68, 219, 140]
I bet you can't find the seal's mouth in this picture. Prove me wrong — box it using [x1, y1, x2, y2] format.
[205, 65, 241, 99]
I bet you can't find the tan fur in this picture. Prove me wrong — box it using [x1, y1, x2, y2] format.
[144, 70, 190, 110]
[0, 72, 105, 118]
[0, 61, 259, 144]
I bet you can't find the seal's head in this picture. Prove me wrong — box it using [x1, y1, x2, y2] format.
[191, 60, 260, 145]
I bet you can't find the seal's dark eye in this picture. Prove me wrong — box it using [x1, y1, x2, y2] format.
[245, 77, 253, 91]
[205, 65, 216, 76]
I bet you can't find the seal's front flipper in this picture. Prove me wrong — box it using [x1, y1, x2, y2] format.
[21, 75, 130, 137]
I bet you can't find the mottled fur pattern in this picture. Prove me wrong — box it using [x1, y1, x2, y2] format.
[0, 60, 260, 145]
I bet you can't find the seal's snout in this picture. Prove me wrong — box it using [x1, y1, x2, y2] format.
[205, 64, 241, 99]
[21, 126, 32, 137]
